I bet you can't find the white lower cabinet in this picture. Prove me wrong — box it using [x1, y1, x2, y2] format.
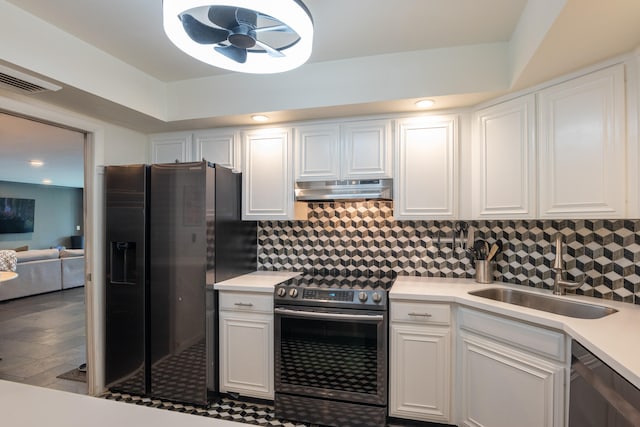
[389, 301, 452, 423]
[457, 308, 567, 427]
[219, 291, 274, 399]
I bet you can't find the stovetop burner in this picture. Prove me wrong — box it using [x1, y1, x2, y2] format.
[285, 268, 397, 290]
[274, 269, 395, 310]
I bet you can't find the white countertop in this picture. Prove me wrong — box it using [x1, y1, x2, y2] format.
[390, 276, 640, 389]
[214, 270, 301, 293]
[0, 380, 242, 427]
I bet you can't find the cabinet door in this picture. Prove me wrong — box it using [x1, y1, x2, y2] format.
[538, 65, 626, 218]
[294, 124, 340, 181]
[243, 128, 305, 220]
[459, 331, 564, 427]
[193, 130, 239, 171]
[341, 119, 393, 179]
[150, 133, 191, 163]
[390, 323, 451, 423]
[473, 95, 536, 218]
[395, 116, 458, 219]
[220, 311, 273, 399]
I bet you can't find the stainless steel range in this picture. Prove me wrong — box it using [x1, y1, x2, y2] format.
[274, 272, 393, 427]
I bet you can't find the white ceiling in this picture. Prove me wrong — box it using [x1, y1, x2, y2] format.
[1, 0, 640, 188]
[5, 0, 527, 82]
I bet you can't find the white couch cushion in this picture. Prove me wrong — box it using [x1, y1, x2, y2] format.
[59, 249, 84, 258]
[16, 248, 60, 262]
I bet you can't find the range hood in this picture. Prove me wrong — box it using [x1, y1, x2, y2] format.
[295, 179, 393, 201]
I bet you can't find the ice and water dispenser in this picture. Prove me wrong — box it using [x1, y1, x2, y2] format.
[110, 241, 137, 284]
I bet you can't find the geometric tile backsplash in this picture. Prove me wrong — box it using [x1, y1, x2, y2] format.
[258, 201, 640, 305]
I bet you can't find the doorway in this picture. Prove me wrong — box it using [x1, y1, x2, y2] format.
[0, 111, 87, 393]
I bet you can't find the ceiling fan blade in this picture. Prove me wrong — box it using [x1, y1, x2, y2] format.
[209, 6, 239, 30]
[255, 40, 285, 58]
[180, 14, 228, 44]
[214, 45, 248, 63]
[236, 8, 258, 27]
[254, 24, 294, 34]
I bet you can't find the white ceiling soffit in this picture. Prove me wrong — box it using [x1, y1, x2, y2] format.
[0, 0, 639, 132]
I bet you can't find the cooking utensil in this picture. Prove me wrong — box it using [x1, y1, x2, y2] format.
[473, 239, 488, 260]
[487, 243, 499, 261]
[455, 221, 468, 249]
[466, 226, 475, 250]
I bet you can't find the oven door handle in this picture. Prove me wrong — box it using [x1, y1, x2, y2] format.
[274, 307, 384, 321]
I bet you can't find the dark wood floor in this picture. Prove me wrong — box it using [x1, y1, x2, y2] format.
[0, 287, 87, 394]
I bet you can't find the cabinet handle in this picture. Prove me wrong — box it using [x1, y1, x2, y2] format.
[234, 302, 254, 307]
[408, 312, 432, 317]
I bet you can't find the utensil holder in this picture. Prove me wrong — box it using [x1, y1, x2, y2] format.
[475, 260, 495, 284]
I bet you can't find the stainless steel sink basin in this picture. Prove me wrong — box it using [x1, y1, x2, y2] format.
[468, 287, 618, 319]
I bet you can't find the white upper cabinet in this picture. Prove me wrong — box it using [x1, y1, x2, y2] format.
[537, 64, 626, 218]
[294, 124, 340, 181]
[341, 119, 393, 179]
[473, 95, 536, 219]
[394, 115, 459, 219]
[242, 127, 306, 220]
[150, 132, 192, 164]
[192, 129, 240, 171]
[294, 119, 393, 181]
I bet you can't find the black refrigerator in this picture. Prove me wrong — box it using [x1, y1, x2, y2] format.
[104, 161, 257, 405]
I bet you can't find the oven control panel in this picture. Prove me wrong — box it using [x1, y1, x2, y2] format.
[274, 285, 387, 308]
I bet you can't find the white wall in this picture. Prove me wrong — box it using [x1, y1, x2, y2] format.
[102, 123, 149, 165]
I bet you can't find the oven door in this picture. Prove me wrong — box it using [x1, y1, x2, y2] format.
[275, 305, 387, 406]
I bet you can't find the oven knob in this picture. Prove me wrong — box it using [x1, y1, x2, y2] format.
[289, 288, 298, 298]
[372, 292, 383, 303]
[276, 287, 286, 298]
[358, 291, 368, 302]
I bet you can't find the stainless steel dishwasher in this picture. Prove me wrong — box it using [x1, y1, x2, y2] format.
[569, 340, 640, 426]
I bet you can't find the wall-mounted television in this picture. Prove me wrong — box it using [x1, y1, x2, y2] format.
[0, 197, 35, 234]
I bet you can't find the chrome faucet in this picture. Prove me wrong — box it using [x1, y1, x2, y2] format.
[553, 234, 585, 295]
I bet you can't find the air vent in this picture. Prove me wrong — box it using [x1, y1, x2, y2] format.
[0, 64, 61, 94]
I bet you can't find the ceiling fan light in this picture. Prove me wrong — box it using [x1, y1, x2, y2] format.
[163, 0, 313, 74]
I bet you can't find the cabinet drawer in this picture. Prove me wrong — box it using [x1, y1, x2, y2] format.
[392, 301, 450, 325]
[219, 291, 273, 313]
[458, 307, 565, 362]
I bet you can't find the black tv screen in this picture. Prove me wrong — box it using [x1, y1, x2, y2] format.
[0, 197, 35, 234]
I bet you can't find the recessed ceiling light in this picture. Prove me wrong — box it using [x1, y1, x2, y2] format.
[415, 99, 435, 108]
[251, 114, 269, 122]
[42, 178, 52, 185]
[29, 160, 44, 167]
[163, 0, 314, 74]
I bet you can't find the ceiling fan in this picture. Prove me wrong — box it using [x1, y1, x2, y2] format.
[163, 0, 313, 74]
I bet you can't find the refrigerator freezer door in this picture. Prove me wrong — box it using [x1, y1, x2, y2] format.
[104, 165, 149, 395]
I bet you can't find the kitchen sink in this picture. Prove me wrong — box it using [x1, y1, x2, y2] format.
[468, 287, 618, 319]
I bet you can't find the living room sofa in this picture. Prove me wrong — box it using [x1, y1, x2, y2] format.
[0, 248, 85, 302]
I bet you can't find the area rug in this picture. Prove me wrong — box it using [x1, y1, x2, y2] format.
[56, 367, 86, 383]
